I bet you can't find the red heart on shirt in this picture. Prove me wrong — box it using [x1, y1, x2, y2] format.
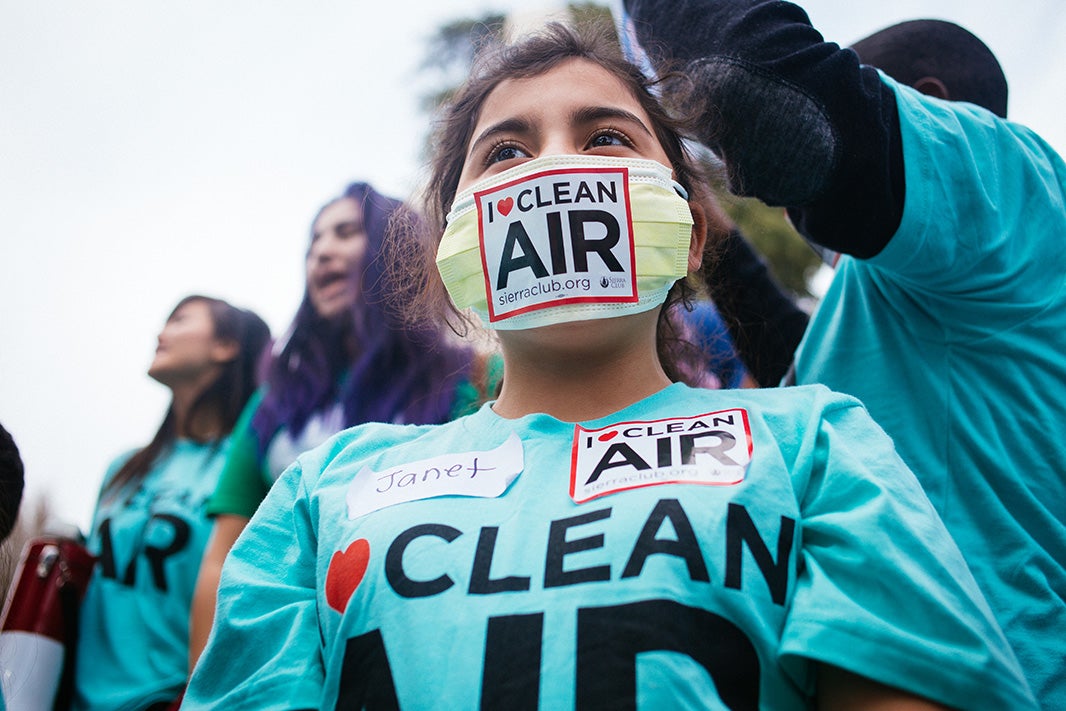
[497, 197, 514, 216]
[326, 539, 370, 613]
[598, 430, 619, 442]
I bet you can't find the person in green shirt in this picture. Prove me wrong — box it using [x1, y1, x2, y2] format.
[188, 183, 499, 666]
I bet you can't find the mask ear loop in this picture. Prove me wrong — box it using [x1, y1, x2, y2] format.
[671, 180, 689, 200]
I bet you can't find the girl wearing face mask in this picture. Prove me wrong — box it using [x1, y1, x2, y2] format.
[73, 295, 270, 711]
[183, 26, 1030, 711]
[188, 182, 495, 667]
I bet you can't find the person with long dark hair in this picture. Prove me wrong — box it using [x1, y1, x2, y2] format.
[189, 182, 495, 665]
[73, 295, 269, 711]
[183, 25, 1032, 710]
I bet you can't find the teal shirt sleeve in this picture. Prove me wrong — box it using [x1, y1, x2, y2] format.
[205, 388, 270, 519]
[779, 393, 1034, 709]
[876, 77, 1066, 313]
[184, 460, 324, 709]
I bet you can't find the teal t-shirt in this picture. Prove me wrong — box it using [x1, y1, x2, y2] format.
[185, 383, 1031, 710]
[794, 78, 1066, 705]
[74, 439, 230, 711]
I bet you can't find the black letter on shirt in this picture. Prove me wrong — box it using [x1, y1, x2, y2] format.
[385, 523, 462, 598]
[545, 508, 612, 588]
[576, 600, 760, 710]
[469, 526, 532, 595]
[622, 499, 710, 582]
[336, 629, 400, 711]
[725, 504, 795, 605]
[143, 514, 191, 593]
[481, 613, 544, 710]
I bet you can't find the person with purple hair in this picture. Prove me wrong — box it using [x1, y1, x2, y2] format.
[188, 182, 496, 666]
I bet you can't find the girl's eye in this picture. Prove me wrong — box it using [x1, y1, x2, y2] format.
[336, 222, 364, 238]
[588, 129, 632, 149]
[487, 143, 528, 165]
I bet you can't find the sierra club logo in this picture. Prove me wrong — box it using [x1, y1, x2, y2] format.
[475, 166, 638, 322]
[569, 410, 753, 503]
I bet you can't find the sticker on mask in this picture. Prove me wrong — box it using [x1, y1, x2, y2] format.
[569, 410, 752, 503]
[475, 166, 638, 322]
[347, 433, 524, 519]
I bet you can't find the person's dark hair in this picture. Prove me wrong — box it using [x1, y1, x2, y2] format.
[104, 295, 271, 499]
[850, 19, 1008, 118]
[252, 182, 475, 452]
[407, 22, 708, 383]
[0, 421, 25, 541]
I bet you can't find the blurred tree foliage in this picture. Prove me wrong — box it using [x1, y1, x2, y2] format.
[416, 2, 819, 300]
[711, 177, 821, 299]
[418, 14, 507, 112]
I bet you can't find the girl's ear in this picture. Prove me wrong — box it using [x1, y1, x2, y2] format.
[210, 339, 240, 364]
[687, 200, 708, 273]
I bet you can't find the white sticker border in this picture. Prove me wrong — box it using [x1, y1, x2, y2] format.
[568, 408, 754, 504]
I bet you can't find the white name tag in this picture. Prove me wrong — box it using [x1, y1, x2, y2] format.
[474, 166, 638, 322]
[570, 410, 752, 504]
[347, 433, 524, 519]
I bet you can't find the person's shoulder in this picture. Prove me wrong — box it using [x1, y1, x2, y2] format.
[102, 446, 141, 480]
[335, 419, 446, 451]
[678, 382, 865, 420]
[676, 380, 843, 402]
[886, 71, 1057, 159]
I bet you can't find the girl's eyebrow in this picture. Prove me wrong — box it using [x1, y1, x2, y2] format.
[468, 117, 534, 158]
[468, 105, 653, 159]
[571, 106, 654, 136]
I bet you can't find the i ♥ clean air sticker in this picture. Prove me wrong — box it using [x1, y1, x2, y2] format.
[475, 166, 638, 322]
[570, 409, 753, 504]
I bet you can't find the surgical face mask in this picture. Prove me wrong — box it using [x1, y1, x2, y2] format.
[436, 155, 694, 331]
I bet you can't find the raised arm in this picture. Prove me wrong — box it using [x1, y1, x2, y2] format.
[625, 0, 905, 258]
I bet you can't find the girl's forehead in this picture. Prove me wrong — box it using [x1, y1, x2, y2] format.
[477, 58, 648, 125]
[170, 299, 210, 322]
[314, 198, 361, 229]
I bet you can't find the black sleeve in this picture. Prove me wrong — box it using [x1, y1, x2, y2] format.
[703, 228, 809, 386]
[625, 0, 905, 258]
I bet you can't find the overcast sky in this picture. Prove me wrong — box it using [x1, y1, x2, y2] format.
[3, 0, 1064, 532]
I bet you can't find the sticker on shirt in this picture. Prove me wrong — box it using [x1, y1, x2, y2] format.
[347, 433, 524, 519]
[570, 409, 752, 504]
[476, 166, 638, 322]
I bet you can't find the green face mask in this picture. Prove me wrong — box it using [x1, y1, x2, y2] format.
[436, 155, 693, 331]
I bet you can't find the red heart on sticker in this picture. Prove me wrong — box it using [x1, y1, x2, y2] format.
[497, 197, 514, 216]
[326, 539, 370, 613]
[598, 430, 619, 442]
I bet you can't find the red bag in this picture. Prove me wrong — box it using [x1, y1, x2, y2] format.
[0, 536, 95, 711]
